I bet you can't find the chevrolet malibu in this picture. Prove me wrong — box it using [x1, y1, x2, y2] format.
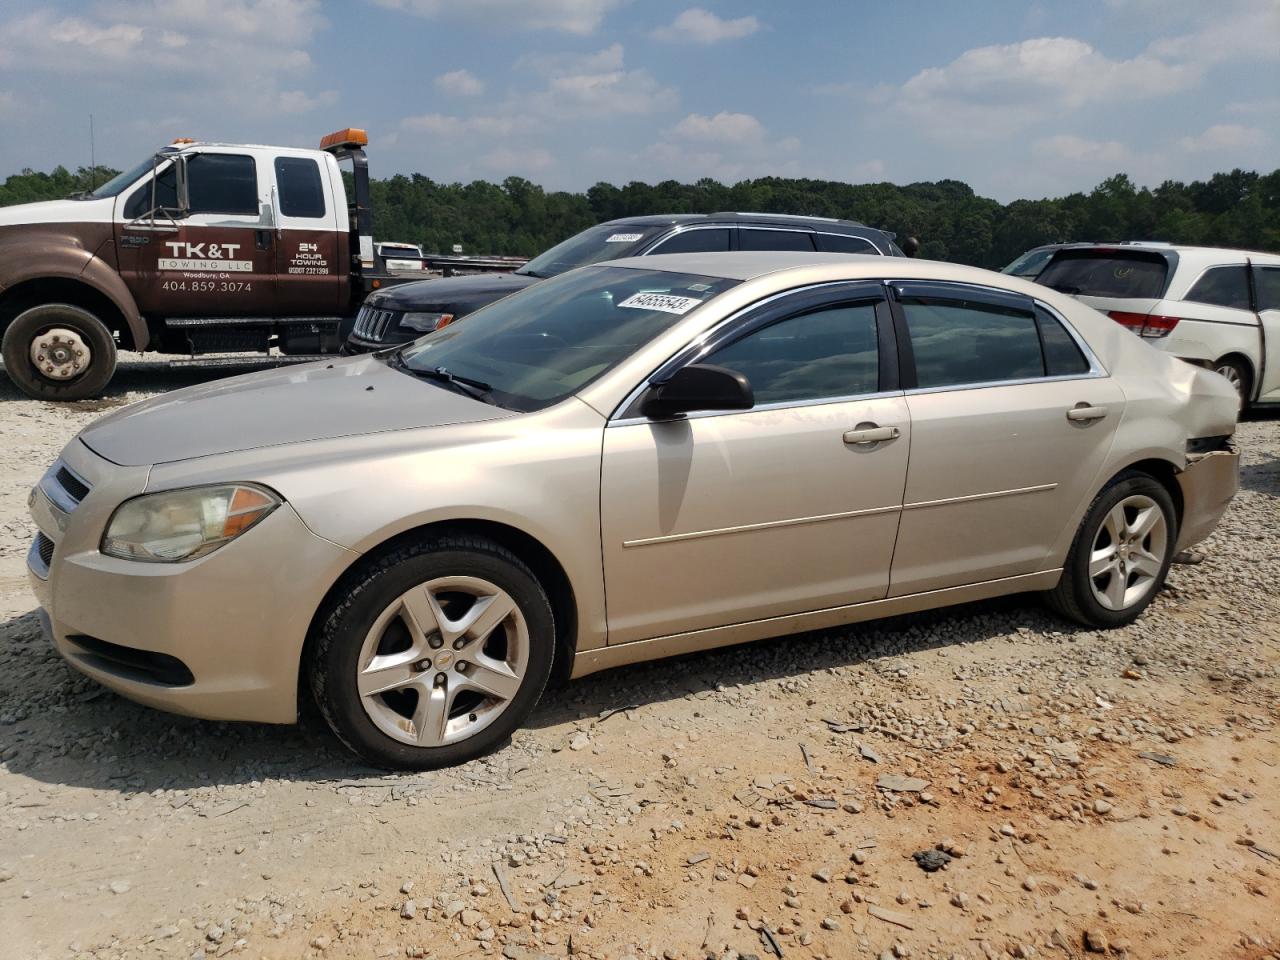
[27, 252, 1240, 768]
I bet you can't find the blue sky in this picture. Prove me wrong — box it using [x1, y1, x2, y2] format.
[0, 0, 1276, 202]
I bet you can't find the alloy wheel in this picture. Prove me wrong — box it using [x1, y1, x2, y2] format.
[356, 575, 529, 747]
[1087, 494, 1168, 611]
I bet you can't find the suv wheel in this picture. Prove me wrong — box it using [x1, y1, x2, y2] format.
[1045, 471, 1177, 628]
[1, 303, 118, 400]
[310, 536, 555, 769]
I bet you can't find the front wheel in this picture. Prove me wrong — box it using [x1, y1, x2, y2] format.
[1, 303, 117, 400]
[310, 536, 555, 769]
[1045, 472, 1177, 628]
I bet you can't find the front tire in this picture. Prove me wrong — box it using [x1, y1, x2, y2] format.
[310, 536, 555, 770]
[1045, 471, 1177, 628]
[1, 303, 118, 401]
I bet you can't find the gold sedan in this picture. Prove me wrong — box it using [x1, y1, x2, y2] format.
[28, 252, 1240, 768]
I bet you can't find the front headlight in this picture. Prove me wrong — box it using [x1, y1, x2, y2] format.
[101, 484, 280, 563]
[400, 311, 454, 333]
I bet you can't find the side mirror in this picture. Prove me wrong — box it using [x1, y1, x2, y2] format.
[641, 363, 754, 420]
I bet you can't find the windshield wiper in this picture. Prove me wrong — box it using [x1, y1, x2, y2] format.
[386, 353, 497, 404]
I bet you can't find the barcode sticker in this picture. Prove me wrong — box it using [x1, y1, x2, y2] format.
[617, 292, 703, 315]
[606, 233, 643, 242]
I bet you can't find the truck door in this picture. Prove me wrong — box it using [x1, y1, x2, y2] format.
[271, 154, 342, 315]
[114, 151, 277, 317]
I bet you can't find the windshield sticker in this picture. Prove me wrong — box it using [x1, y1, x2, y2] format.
[686, 283, 712, 292]
[617, 292, 703, 315]
[606, 233, 643, 243]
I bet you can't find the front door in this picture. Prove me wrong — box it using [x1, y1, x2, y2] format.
[271, 154, 342, 316]
[886, 282, 1124, 596]
[115, 151, 276, 317]
[1253, 264, 1280, 401]
[600, 286, 910, 645]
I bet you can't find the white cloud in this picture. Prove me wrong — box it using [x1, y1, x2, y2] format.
[670, 111, 766, 144]
[527, 45, 678, 117]
[1178, 124, 1267, 152]
[516, 42, 624, 76]
[877, 36, 1197, 139]
[370, 0, 620, 34]
[434, 69, 484, 97]
[277, 88, 338, 114]
[1032, 134, 1135, 166]
[653, 7, 761, 44]
[400, 113, 535, 138]
[1146, 0, 1280, 66]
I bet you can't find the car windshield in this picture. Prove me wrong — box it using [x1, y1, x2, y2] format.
[86, 151, 174, 200]
[396, 265, 739, 411]
[1002, 247, 1056, 278]
[1036, 250, 1170, 298]
[516, 224, 664, 278]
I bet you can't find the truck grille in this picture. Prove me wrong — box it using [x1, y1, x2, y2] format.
[353, 305, 400, 343]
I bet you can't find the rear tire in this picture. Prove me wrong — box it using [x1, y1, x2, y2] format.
[1045, 471, 1177, 628]
[1, 303, 117, 400]
[1213, 356, 1251, 409]
[310, 535, 555, 770]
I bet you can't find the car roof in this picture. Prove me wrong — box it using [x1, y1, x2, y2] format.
[603, 212, 883, 235]
[604, 250, 993, 283]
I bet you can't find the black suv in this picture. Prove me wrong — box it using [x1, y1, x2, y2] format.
[343, 213, 905, 352]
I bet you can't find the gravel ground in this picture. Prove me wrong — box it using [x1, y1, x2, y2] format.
[0, 358, 1277, 960]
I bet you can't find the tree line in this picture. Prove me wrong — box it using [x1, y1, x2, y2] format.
[3, 163, 1276, 270]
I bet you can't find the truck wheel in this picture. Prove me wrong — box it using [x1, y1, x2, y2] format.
[309, 535, 555, 770]
[1, 303, 117, 401]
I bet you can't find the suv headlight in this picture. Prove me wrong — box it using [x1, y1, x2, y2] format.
[101, 484, 280, 563]
[401, 311, 454, 333]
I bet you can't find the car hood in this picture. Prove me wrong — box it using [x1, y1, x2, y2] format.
[373, 271, 539, 313]
[78, 355, 515, 467]
[0, 197, 115, 227]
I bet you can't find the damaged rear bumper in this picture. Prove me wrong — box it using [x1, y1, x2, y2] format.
[1175, 447, 1240, 552]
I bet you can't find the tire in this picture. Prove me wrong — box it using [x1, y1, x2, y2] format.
[1, 303, 117, 401]
[310, 535, 555, 770]
[1045, 471, 1178, 628]
[1213, 356, 1251, 409]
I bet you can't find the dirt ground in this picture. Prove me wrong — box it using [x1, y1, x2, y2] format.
[0, 359, 1277, 960]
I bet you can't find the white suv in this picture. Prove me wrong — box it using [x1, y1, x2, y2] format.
[1035, 244, 1280, 406]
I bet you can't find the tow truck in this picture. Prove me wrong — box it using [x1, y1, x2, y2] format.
[0, 128, 420, 400]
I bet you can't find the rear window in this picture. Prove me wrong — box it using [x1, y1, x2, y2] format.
[274, 156, 326, 219]
[815, 233, 879, 255]
[1036, 251, 1169, 299]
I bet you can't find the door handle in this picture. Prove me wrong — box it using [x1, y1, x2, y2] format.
[843, 424, 900, 445]
[1066, 404, 1108, 422]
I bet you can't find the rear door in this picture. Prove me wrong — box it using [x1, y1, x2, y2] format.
[1253, 264, 1280, 401]
[115, 151, 276, 317]
[887, 282, 1124, 595]
[271, 154, 342, 315]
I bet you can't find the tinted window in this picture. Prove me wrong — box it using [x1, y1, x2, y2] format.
[903, 297, 1043, 388]
[401, 266, 739, 412]
[1037, 251, 1169, 298]
[1002, 247, 1055, 278]
[518, 223, 663, 278]
[186, 154, 258, 216]
[1185, 265, 1251, 310]
[1036, 308, 1090, 376]
[123, 162, 178, 219]
[1255, 267, 1280, 312]
[650, 228, 731, 254]
[815, 233, 878, 255]
[739, 228, 814, 252]
[274, 156, 325, 218]
[705, 302, 878, 404]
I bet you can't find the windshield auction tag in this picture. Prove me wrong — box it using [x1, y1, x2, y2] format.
[617, 292, 703, 315]
[606, 233, 643, 243]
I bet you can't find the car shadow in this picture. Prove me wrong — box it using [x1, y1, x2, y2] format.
[0, 593, 1084, 793]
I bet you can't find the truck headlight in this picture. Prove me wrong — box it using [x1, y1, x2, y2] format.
[101, 484, 280, 562]
[400, 311, 454, 333]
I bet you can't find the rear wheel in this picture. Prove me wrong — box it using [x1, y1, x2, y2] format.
[1045, 471, 1177, 628]
[1, 303, 117, 400]
[1213, 356, 1251, 408]
[310, 536, 555, 769]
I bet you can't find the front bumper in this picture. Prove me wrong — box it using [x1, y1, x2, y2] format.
[1175, 447, 1240, 552]
[28, 440, 356, 724]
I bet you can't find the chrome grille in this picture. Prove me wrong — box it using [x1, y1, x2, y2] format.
[353, 305, 400, 342]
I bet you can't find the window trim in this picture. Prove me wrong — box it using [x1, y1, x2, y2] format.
[610, 280, 895, 424]
[886, 279, 1106, 395]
